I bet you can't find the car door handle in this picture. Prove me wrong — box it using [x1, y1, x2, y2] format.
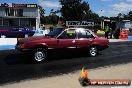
[90, 40, 93, 42]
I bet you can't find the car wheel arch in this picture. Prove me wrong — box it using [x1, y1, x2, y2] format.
[89, 44, 100, 50]
[32, 44, 48, 51]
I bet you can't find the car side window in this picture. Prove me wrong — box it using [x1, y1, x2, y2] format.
[58, 29, 77, 39]
[78, 30, 93, 38]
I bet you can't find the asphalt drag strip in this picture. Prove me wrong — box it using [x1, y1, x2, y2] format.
[0, 41, 132, 85]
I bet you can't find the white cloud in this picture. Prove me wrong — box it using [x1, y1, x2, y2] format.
[111, 2, 132, 12]
[107, 10, 119, 16]
[127, 0, 132, 2]
[39, 0, 62, 8]
[100, 0, 112, 1]
[97, 10, 119, 17]
[100, 0, 124, 1]
[97, 2, 132, 17]
[97, 10, 106, 16]
[101, 0, 132, 2]
[99, 2, 132, 17]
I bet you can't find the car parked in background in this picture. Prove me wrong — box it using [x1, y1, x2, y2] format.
[0, 27, 35, 38]
[16, 27, 109, 63]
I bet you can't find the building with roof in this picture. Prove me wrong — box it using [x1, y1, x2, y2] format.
[0, 3, 40, 30]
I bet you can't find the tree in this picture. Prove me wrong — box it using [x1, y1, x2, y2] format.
[128, 11, 132, 20]
[59, 0, 98, 21]
[40, 9, 60, 25]
[41, 16, 50, 24]
[117, 13, 125, 21]
[80, 1, 99, 21]
[38, 5, 46, 24]
[49, 9, 59, 25]
[38, 5, 45, 17]
[112, 11, 132, 21]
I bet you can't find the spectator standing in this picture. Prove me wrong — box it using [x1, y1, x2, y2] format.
[109, 28, 115, 39]
[114, 28, 120, 39]
[104, 24, 110, 39]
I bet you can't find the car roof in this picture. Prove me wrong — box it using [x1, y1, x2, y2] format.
[65, 27, 90, 31]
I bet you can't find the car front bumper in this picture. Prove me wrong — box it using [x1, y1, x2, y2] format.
[15, 45, 31, 52]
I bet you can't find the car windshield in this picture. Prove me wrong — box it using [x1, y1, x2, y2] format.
[48, 28, 64, 38]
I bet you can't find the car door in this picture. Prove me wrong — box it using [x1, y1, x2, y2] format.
[57, 29, 77, 48]
[76, 29, 94, 48]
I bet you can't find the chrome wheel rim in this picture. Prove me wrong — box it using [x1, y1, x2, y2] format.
[90, 47, 97, 56]
[35, 51, 45, 62]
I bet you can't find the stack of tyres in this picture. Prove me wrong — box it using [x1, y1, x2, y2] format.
[119, 30, 128, 40]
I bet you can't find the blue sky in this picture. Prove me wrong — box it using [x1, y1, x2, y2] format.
[0, 0, 132, 17]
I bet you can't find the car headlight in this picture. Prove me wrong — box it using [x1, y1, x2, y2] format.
[20, 44, 25, 48]
[17, 43, 25, 48]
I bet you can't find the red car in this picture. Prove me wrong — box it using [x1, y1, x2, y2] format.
[16, 28, 109, 63]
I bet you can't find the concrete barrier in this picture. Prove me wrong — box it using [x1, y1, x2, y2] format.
[0, 38, 17, 45]
[0, 38, 17, 50]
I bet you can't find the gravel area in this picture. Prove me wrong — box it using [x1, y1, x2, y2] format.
[1, 63, 132, 88]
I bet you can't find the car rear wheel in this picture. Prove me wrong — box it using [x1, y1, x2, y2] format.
[89, 46, 98, 57]
[79, 77, 91, 86]
[33, 48, 47, 63]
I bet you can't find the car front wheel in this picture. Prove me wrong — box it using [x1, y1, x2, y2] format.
[89, 46, 98, 57]
[33, 48, 47, 63]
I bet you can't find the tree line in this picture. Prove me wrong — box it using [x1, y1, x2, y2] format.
[39, 0, 132, 25]
[39, 0, 99, 25]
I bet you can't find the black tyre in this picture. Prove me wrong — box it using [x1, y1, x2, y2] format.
[80, 77, 90, 86]
[89, 46, 98, 57]
[33, 48, 48, 63]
